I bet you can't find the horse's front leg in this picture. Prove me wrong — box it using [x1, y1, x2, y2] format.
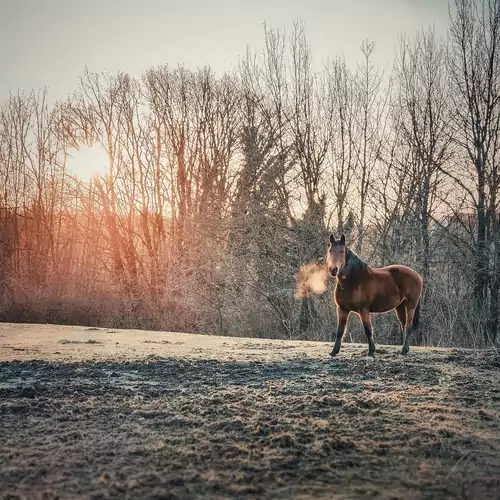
[359, 309, 376, 357]
[330, 307, 349, 357]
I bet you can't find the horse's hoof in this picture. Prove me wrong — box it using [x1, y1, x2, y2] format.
[368, 352, 375, 358]
[400, 348, 409, 356]
[329, 349, 339, 357]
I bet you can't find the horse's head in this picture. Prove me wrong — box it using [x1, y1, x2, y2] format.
[326, 233, 346, 277]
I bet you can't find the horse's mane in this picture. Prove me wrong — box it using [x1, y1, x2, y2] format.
[344, 247, 369, 274]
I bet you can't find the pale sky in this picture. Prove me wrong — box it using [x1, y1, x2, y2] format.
[0, 0, 451, 177]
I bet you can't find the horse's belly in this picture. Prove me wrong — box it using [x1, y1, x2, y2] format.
[369, 292, 401, 313]
[334, 274, 403, 313]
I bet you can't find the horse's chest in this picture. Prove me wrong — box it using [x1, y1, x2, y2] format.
[335, 282, 364, 309]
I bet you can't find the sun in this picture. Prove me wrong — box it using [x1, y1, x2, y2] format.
[66, 144, 108, 181]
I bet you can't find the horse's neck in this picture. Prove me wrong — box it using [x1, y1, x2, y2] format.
[341, 248, 368, 278]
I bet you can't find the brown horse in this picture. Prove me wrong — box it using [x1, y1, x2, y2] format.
[326, 234, 423, 357]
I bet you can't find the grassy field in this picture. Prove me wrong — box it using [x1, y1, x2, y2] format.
[1, 323, 500, 499]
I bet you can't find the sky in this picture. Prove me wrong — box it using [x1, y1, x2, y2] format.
[0, 0, 451, 178]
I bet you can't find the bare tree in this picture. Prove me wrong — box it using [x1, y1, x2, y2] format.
[393, 29, 452, 285]
[448, 0, 500, 343]
[325, 56, 359, 234]
[65, 69, 133, 288]
[353, 40, 388, 254]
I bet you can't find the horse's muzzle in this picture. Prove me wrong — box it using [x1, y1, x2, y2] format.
[330, 267, 338, 277]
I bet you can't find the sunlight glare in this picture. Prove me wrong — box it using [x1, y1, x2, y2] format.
[66, 145, 108, 181]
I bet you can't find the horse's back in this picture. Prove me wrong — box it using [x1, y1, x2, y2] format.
[383, 264, 422, 281]
[383, 264, 423, 299]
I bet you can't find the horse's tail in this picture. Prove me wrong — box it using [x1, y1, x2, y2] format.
[413, 299, 421, 330]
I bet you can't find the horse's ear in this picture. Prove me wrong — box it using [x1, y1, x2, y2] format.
[329, 234, 335, 245]
[340, 234, 345, 246]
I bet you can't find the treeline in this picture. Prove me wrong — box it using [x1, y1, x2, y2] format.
[1, 0, 499, 348]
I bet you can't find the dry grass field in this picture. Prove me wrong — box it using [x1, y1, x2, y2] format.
[1, 323, 500, 499]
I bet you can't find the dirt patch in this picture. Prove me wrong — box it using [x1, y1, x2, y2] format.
[0, 324, 499, 499]
[58, 338, 103, 345]
[143, 340, 184, 345]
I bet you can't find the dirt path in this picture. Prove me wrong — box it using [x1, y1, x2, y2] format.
[1, 323, 500, 499]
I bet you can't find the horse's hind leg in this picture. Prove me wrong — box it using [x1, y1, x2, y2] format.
[395, 302, 406, 345]
[401, 301, 417, 355]
[359, 309, 376, 357]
